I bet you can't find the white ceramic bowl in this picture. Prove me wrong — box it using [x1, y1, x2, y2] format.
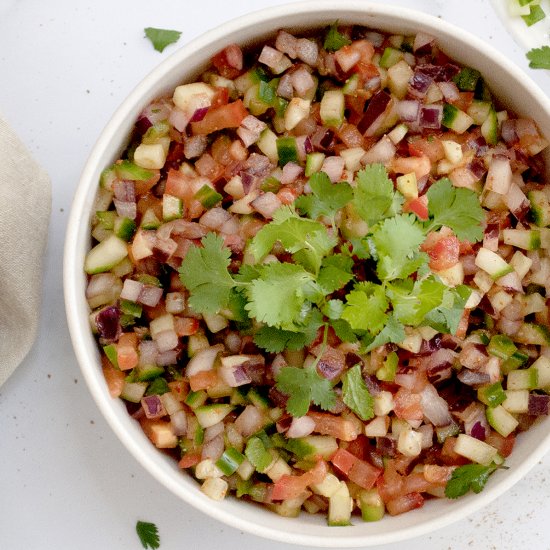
[64, 1, 550, 546]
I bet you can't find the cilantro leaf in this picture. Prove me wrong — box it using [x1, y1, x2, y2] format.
[363, 313, 406, 352]
[295, 172, 353, 220]
[276, 365, 336, 417]
[526, 46, 550, 69]
[371, 214, 427, 280]
[245, 262, 313, 329]
[317, 253, 354, 294]
[445, 463, 500, 499]
[324, 21, 352, 52]
[353, 164, 403, 226]
[388, 277, 446, 326]
[426, 178, 484, 242]
[179, 233, 235, 314]
[322, 299, 345, 320]
[245, 436, 273, 472]
[144, 27, 182, 53]
[342, 364, 375, 421]
[342, 284, 388, 333]
[330, 318, 357, 342]
[424, 285, 471, 334]
[136, 521, 160, 549]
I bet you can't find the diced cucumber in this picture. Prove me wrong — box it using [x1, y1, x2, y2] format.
[103, 344, 119, 368]
[276, 136, 299, 166]
[513, 323, 550, 346]
[339, 148, 365, 173]
[467, 100, 492, 125]
[265, 456, 292, 481]
[486, 405, 519, 437]
[454, 434, 498, 465]
[162, 194, 184, 220]
[136, 364, 164, 382]
[311, 473, 341, 498]
[194, 185, 222, 209]
[531, 356, 550, 388]
[96, 210, 116, 230]
[216, 447, 245, 476]
[528, 190, 550, 227]
[358, 488, 385, 522]
[510, 250, 533, 280]
[453, 66, 481, 91]
[379, 47, 403, 68]
[284, 98, 311, 131]
[474, 247, 514, 279]
[114, 217, 137, 241]
[185, 389, 208, 409]
[114, 160, 154, 181]
[502, 228, 540, 250]
[84, 235, 129, 274]
[502, 390, 529, 413]
[387, 60, 413, 100]
[256, 128, 279, 164]
[501, 350, 529, 375]
[320, 89, 345, 128]
[120, 381, 148, 403]
[342, 73, 360, 95]
[247, 387, 270, 410]
[201, 477, 228, 501]
[140, 208, 161, 230]
[328, 481, 352, 526]
[507, 367, 538, 390]
[442, 104, 474, 134]
[487, 334, 517, 360]
[187, 332, 210, 357]
[298, 435, 338, 459]
[194, 404, 234, 428]
[387, 123, 408, 145]
[481, 107, 498, 146]
[477, 382, 506, 407]
[305, 152, 325, 176]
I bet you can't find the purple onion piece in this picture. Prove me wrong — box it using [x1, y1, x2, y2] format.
[469, 158, 487, 178]
[470, 421, 487, 441]
[363, 374, 381, 396]
[142, 395, 165, 418]
[457, 369, 491, 386]
[477, 295, 496, 316]
[528, 394, 550, 416]
[96, 306, 121, 341]
[427, 363, 453, 385]
[419, 105, 443, 130]
[376, 436, 397, 458]
[358, 90, 391, 134]
[304, 136, 313, 154]
[409, 70, 433, 96]
[319, 128, 336, 149]
[420, 336, 443, 355]
[135, 116, 153, 137]
[190, 107, 209, 122]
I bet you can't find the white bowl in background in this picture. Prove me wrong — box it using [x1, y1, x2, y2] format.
[64, 1, 550, 546]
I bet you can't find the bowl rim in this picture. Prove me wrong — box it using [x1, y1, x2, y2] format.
[64, 1, 550, 546]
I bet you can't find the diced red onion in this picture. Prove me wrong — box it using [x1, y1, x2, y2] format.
[170, 410, 188, 436]
[321, 156, 345, 182]
[277, 74, 294, 100]
[190, 106, 209, 122]
[361, 136, 396, 165]
[113, 180, 136, 202]
[205, 422, 225, 442]
[158, 219, 208, 240]
[141, 395, 166, 419]
[113, 199, 137, 220]
[157, 350, 179, 366]
[497, 271, 523, 293]
[483, 223, 500, 252]
[334, 46, 361, 72]
[251, 192, 282, 219]
[235, 405, 265, 437]
[457, 369, 491, 386]
[505, 183, 530, 221]
[437, 81, 460, 101]
[186, 345, 223, 377]
[486, 156, 512, 194]
[244, 153, 272, 176]
[87, 273, 117, 300]
[138, 340, 159, 367]
[184, 135, 208, 159]
[287, 416, 316, 438]
[276, 415, 293, 434]
[528, 394, 549, 416]
[96, 306, 121, 341]
[291, 67, 315, 97]
[470, 421, 487, 441]
[138, 285, 163, 307]
[280, 162, 304, 185]
[418, 424, 434, 449]
[501, 120, 517, 144]
[409, 70, 433, 98]
[420, 384, 453, 427]
[394, 372, 417, 390]
[201, 433, 224, 461]
[152, 238, 178, 263]
[413, 32, 435, 55]
[140, 102, 170, 125]
[275, 30, 298, 58]
[120, 278, 143, 302]
[419, 105, 443, 130]
[358, 90, 391, 134]
[397, 100, 420, 122]
[497, 316, 522, 337]
[459, 343, 488, 370]
[376, 436, 397, 458]
[220, 363, 252, 387]
[296, 38, 318, 66]
[135, 116, 153, 137]
[169, 107, 190, 132]
[259, 45, 284, 69]
[200, 207, 232, 230]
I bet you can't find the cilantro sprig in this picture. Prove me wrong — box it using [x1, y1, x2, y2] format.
[136, 521, 160, 549]
[445, 462, 503, 499]
[144, 27, 182, 53]
[526, 46, 550, 70]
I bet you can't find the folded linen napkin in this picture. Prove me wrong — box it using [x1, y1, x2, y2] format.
[0, 114, 51, 386]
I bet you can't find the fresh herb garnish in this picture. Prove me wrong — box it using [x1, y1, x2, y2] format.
[144, 27, 182, 53]
[445, 462, 502, 499]
[526, 45, 550, 69]
[136, 520, 160, 549]
[341, 364, 375, 421]
[324, 21, 352, 52]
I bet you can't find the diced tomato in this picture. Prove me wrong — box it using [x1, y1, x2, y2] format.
[101, 356, 125, 398]
[350, 39, 375, 64]
[421, 234, 460, 271]
[189, 369, 219, 391]
[449, 92, 474, 112]
[330, 448, 358, 475]
[143, 301, 167, 321]
[195, 153, 225, 183]
[191, 100, 248, 135]
[271, 460, 328, 500]
[134, 171, 160, 196]
[348, 459, 382, 490]
[168, 379, 189, 402]
[277, 186, 299, 205]
[137, 193, 163, 220]
[211, 134, 233, 165]
[391, 154, 431, 180]
[423, 464, 454, 484]
[178, 451, 201, 469]
[440, 436, 470, 466]
[393, 388, 423, 421]
[376, 459, 404, 502]
[338, 123, 364, 149]
[401, 472, 432, 494]
[386, 492, 424, 516]
[455, 310, 470, 339]
[174, 317, 200, 337]
[165, 169, 193, 201]
[211, 44, 243, 79]
[408, 137, 445, 163]
[210, 86, 230, 109]
[345, 434, 372, 461]
[116, 332, 139, 371]
[308, 411, 362, 441]
[403, 196, 429, 221]
[484, 431, 516, 458]
[459, 240, 475, 255]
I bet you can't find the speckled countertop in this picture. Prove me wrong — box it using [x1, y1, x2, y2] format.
[1, 1, 549, 549]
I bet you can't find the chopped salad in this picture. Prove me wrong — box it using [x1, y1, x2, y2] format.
[85, 23, 550, 525]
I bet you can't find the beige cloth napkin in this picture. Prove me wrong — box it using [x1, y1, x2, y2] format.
[0, 115, 51, 386]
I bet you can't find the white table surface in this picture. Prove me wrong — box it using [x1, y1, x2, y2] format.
[1, 1, 549, 549]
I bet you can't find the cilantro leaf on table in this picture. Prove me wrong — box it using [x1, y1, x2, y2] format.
[341, 364, 375, 421]
[245, 262, 313, 329]
[136, 521, 160, 549]
[324, 21, 352, 52]
[388, 277, 446, 326]
[341, 284, 388, 333]
[295, 172, 353, 221]
[371, 214, 427, 280]
[276, 364, 336, 417]
[445, 462, 500, 499]
[353, 164, 403, 226]
[363, 313, 406, 352]
[424, 285, 471, 334]
[144, 27, 182, 53]
[179, 233, 236, 314]
[425, 178, 484, 242]
[526, 46, 550, 69]
[317, 253, 355, 294]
